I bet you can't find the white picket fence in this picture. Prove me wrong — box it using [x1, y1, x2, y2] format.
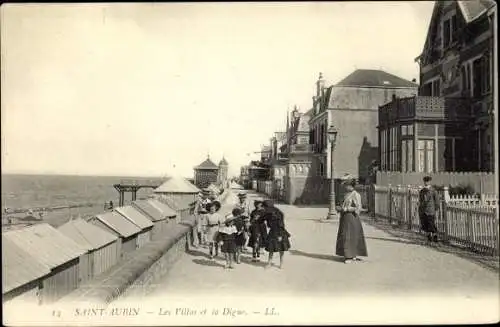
[369, 184, 499, 256]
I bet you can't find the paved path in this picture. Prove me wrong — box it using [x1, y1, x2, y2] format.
[117, 189, 499, 324]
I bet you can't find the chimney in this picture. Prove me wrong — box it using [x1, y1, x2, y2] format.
[316, 72, 325, 97]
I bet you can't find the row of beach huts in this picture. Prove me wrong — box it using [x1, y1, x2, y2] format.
[2, 176, 211, 308]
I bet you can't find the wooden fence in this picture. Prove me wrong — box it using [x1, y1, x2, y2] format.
[368, 184, 499, 256]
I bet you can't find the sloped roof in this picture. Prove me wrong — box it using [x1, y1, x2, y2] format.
[154, 176, 201, 194]
[132, 199, 174, 221]
[58, 218, 118, 250]
[194, 157, 219, 170]
[94, 211, 141, 238]
[2, 236, 51, 293]
[114, 206, 154, 230]
[3, 223, 87, 270]
[219, 157, 228, 166]
[458, 0, 496, 23]
[335, 69, 418, 88]
[147, 199, 178, 217]
[160, 195, 195, 211]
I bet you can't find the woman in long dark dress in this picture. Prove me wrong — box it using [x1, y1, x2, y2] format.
[262, 199, 290, 269]
[248, 199, 267, 262]
[335, 175, 368, 264]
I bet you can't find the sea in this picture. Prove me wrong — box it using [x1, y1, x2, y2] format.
[1, 174, 165, 228]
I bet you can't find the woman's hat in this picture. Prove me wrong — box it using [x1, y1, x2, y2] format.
[254, 199, 263, 206]
[206, 200, 221, 211]
[237, 192, 247, 198]
[232, 207, 242, 216]
[262, 199, 274, 208]
[340, 173, 357, 185]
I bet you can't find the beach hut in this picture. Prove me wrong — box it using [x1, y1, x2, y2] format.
[154, 176, 200, 218]
[132, 199, 176, 239]
[90, 211, 141, 257]
[114, 206, 153, 248]
[2, 237, 51, 307]
[3, 223, 88, 304]
[58, 218, 120, 278]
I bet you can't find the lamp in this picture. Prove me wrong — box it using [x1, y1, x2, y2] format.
[326, 125, 338, 220]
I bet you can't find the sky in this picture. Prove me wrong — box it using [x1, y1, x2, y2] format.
[1, 2, 435, 178]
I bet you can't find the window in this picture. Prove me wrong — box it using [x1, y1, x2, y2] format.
[461, 65, 468, 92]
[401, 124, 414, 136]
[481, 56, 491, 94]
[389, 128, 393, 171]
[443, 19, 451, 48]
[421, 79, 440, 96]
[421, 82, 432, 96]
[432, 79, 441, 96]
[451, 15, 458, 42]
[442, 15, 456, 49]
[417, 140, 435, 173]
[468, 56, 491, 97]
[380, 130, 387, 171]
[392, 128, 395, 171]
[426, 140, 434, 173]
[319, 162, 324, 177]
[401, 139, 414, 172]
[473, 58, 482, 97]
[387, 127, 399, 171]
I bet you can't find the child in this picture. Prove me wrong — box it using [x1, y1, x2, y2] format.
[205, 201, 223, 259]
[218, 214, 238, 269]
[229, 208, 246, 264]
[248, 199, 267, 262]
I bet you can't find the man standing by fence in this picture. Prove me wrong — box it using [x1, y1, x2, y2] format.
[419, 176, 439, 243]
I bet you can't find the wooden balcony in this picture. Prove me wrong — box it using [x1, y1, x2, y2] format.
[379, 96, 472, 125]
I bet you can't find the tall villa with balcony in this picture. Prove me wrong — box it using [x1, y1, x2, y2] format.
[379, 0, 496, 183]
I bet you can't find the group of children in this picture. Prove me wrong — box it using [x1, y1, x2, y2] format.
[194, 190, 291, 269]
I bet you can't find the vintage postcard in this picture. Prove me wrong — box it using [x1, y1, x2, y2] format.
[1, 1, 499, 326]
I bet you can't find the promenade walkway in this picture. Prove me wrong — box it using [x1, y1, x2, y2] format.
[116, 189, 499, 324]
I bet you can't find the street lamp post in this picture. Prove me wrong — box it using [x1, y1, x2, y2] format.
[326, 125, 338, 220]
